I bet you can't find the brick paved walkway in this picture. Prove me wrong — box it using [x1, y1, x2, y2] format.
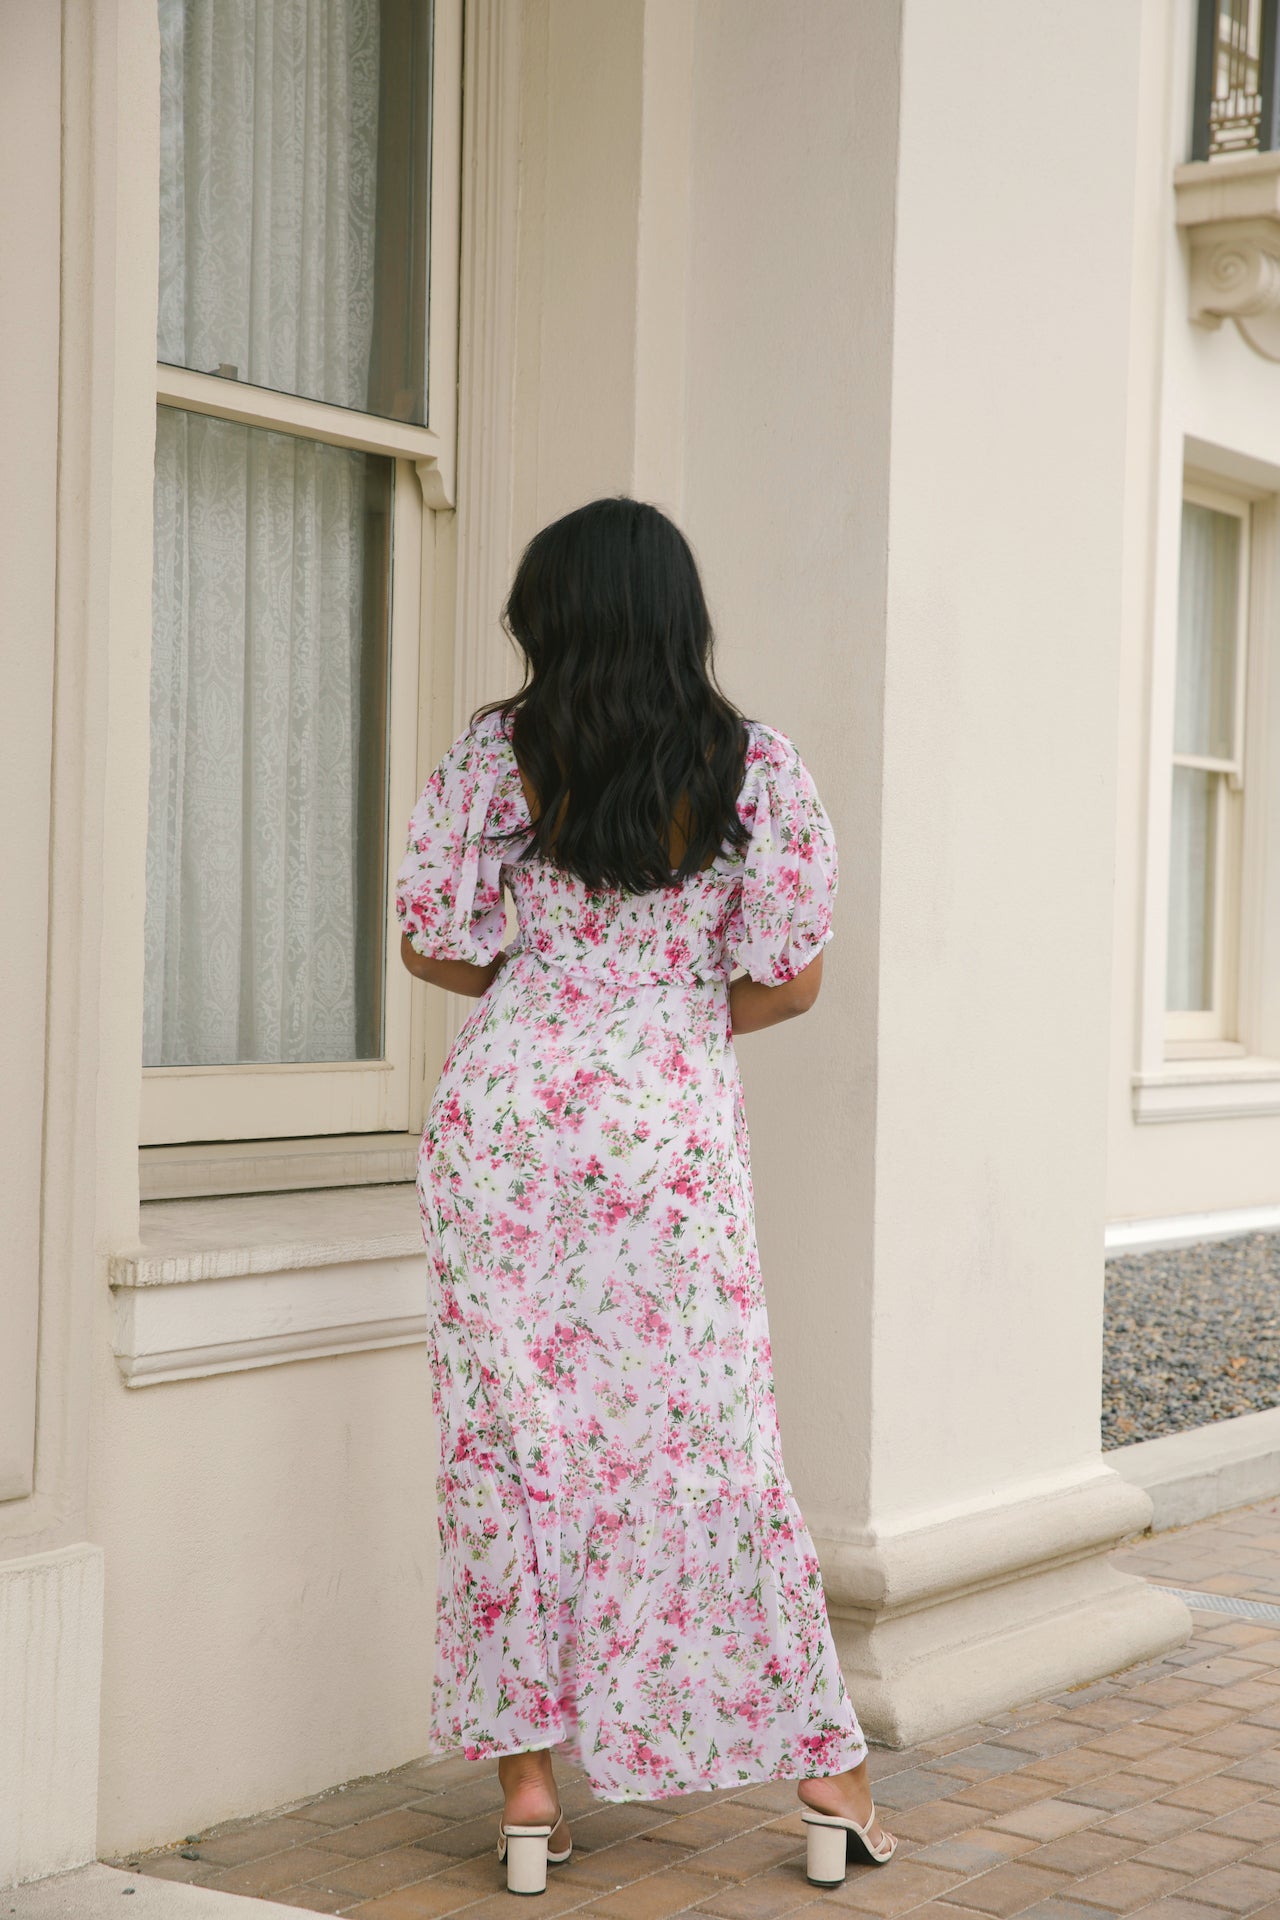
[109, 1494, 1280, 1920]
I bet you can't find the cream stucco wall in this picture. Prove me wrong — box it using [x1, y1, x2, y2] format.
[3, 0, 1222, 1879]
[1107, 0, 1280, 1225]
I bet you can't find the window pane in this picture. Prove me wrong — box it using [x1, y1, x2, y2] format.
[158, 0, 434, 425]
[1166, 765, 1217, 1013]
[1174, 501, 1240, 760]
[144, 407, 392, 1067]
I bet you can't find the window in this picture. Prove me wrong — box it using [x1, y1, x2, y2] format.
[142, 0, 458, 1149]
[1164, 482, 1251, 1051]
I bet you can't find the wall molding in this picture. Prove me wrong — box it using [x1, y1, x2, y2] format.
[453, 0, 524, 733]
[108, 1185, 427, 1387]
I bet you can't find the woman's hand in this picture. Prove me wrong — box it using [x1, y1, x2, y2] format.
[729, 950, 824, 1034]
[400, 932, 511, 998]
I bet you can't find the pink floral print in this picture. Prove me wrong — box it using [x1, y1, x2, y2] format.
[394, 707, 868, 1801]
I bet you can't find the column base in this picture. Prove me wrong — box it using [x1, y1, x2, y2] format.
[816, 1464, 1192, 1748]
[1, 1543, 104, 1890]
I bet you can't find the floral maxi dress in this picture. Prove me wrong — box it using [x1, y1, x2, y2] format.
[393, 707, 869, 1801]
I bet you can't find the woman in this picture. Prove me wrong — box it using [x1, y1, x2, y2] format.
[394, 498, 896, 1896]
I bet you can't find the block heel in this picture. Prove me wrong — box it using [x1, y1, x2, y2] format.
[497, 1804, 572, 1895]
[802, 1803, 897, 1885]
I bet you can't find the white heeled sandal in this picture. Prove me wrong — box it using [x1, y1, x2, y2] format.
[496, 1802, 572, 1895]
[802, 1802, 897, 1884]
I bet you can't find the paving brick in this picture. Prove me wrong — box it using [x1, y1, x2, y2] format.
[571, 1805, 682, 1852]
[1127, 1901, 1248, 1920]
[986, 1803, 1107, 1843]
[950, 1778, 1064, 1815]
[910, 1832, 1038, 1874]
[210, 1846, 354, 1896]
[935, 1746, 1037, 1782]
[1096, 1805, 1206, 1843]
[269, 1887, 351, 1913]
[1191, 1728, 1280, 1759]
[1007, 1903, 1134, 1920]
[989, 1725, 1086, 1759]
[562, 1837, 693, 1891]
[307, 1845, 442, 1901]
[1059, 1774, 1169, 1812]
[1223, 1757, 1280, 1791]
[683, 1831, 805, 1883]
[882, 1801, 988, 1844]
[303, 1785, 423, 1826]
[344, 1882, 483, 1920]
[817, 1861, 964, 1915]
[691, 1865, 828, 1920]
[1133, 1749, 1230, 1785]
[1019, 1754, 1121, 1789]
[1206, 1807, 1280, 1844]
[1079, 1730, 1181, 1762]
[592, 1868, 725, 1920]
[1214, 1687, 1280, 1712]
[1066, 1861, 1189, 1912]
[1148, 1709, 1245, 1738]
[440, 1884, 592, 1920]
[1178, 1863, 1280, 1912]
[187, 1815, 336, 1865]
[326, 1810, 454, 1857]
[657, 1805, 771, 1851]
[873, 1769, 968, 1811]
[935, 1860, 1076, 1916]
[1133, 1833, 1253, 1874]
[1159, 1780, 1263, 1815]
[1025, 1836, 1141, 1876]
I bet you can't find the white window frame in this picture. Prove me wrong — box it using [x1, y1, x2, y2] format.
[1163, 478, 1251, 1053]
[1132, 447, 1280, 1124]
[139, 0, 462, 1158]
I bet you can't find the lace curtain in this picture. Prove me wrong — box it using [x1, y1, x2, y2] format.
[144, 0, 385, 1068]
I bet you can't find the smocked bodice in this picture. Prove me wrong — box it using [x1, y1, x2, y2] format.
[395, 708, 838, 993]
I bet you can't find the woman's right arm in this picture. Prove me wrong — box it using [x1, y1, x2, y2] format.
[729, 949, 824, 1033]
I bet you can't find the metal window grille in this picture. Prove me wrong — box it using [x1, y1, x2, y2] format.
[1193, 0, 1280, 157]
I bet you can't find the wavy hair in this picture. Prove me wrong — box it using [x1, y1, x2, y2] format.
[475, 496, 751, 893]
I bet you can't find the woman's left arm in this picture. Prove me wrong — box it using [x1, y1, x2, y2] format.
[400, 932, 508, 998]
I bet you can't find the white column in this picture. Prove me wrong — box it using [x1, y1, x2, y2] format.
[682, 0, 1190, 1742]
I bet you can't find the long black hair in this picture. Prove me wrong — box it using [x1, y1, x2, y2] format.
[474, 496, 752, 893]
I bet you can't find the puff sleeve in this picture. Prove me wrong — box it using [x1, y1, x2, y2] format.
[724, 724, 839, 985]
[393, 717, 510, 964]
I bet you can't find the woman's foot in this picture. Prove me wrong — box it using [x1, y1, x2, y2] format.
[497, 1750, 571, 1855]
[797, 1757, 895, 1855]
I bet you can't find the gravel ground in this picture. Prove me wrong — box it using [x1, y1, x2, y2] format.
[1103, 1229, 1280, 1448]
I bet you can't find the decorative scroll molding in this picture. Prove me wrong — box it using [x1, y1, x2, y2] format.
[1175, 153, 1280, 360]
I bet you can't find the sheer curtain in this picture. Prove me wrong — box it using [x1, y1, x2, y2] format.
[144, 0, 385, 1068]
[1166, 502, 1239, 1014]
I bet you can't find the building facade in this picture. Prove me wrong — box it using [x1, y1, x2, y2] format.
[2, 0, 1273, 1888]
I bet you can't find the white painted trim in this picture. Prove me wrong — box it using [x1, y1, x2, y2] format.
[154, 366, 448, 471]
[138, 1132, 420, 1201]
[1108, 1403, 1280, 1530]
[108, 1185, 426, 1386]
[1131, 1055, 1280, 1120]
[0, 1544, 104, 1889]
[453, 0, 524, 733]
[1105, 1199, 1280, 1252]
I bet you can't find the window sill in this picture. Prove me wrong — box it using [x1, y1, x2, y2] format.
[108, 1183, 425, 1386]
[1132, 1055, 1280, 1123]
